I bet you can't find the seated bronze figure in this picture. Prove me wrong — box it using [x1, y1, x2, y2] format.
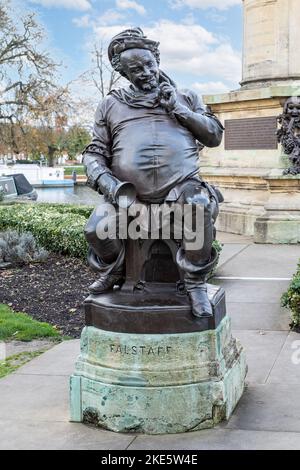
[83, 28, 224, 318]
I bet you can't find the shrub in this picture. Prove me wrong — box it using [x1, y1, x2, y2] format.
[0, 203, 223, 267]
[281, 262, 300, 330]
[0, 203, 91, 258]
[0, 230, 48, 266]
[0, 189, 4, 202]
[35, 202, 93, 218]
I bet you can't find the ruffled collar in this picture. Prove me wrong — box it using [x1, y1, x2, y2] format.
[109, 70, 176, 109]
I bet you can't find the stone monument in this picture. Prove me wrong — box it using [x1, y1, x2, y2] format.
[70, 28, 246, 434]
[202, 0, 300, 243]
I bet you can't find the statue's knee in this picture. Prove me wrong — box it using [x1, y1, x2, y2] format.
[210, 199, 219, 222]
[84, 223, 98, 242]
[187, 193, 211, 212]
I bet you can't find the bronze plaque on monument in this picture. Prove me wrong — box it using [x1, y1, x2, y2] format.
[225, 117, 278, 150]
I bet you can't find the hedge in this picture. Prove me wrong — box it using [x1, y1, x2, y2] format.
[0, 203, 93, 259]
[281, 261, 300, 330]
[34, 202, 93, 218]
[0, 202, 223, 263]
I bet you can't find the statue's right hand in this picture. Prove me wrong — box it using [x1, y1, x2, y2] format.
[97, 173, 120, 204]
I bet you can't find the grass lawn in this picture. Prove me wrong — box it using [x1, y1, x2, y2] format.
[0, 350, 44, 378]
[63, 165, 85, 176]
[0, 304, 63, 378]
[0, 304, 61, 341]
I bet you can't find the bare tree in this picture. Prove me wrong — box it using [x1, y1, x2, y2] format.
[0, 0, 61, 151]
[78, 42, 125, 100]
[65, 41, 126, 136]
[27, 86, 73, 166]
[91, 42, 122, 99]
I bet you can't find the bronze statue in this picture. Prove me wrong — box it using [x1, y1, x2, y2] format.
[277, 96, 300, 175]
[83, 28, 224, 318]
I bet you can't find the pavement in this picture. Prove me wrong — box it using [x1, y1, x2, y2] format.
[1, 232, 300, 450]
[4, 339, 57, 357]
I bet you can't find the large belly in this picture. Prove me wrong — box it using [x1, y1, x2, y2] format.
[110, 120, 199, 200]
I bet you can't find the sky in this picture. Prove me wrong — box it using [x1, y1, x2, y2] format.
[17, 0, 243, 96]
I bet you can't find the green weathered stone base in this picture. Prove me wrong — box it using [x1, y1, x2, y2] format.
[254, 215, 300, 244]
[70, 317, 247, 434]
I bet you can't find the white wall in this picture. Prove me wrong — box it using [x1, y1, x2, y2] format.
[0, 165, 64, 184]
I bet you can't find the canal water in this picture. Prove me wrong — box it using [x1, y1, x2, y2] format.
[35, 185, 101, 205]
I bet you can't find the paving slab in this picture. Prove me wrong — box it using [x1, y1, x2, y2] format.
[217, 244, 300, 278]
[0, 238, 298, 449]
[225, 383, 300, 433]
[129, 428, 300, 451]
[227, 302, 290, 331]
[217, 232, 253, 244]
[267, 331, 300, 384]
[0, 374, 69, 422]
[213, 279, 290, 304]
[217, 244, 249, 270]
[15, 339, 80, 376]
[233, 330, 288, 384]
[0, 419, 135, 450]
[4, 339, 57, 357]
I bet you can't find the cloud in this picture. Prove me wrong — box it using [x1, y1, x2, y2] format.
[73, 8, 126, 29]
[170, 0, 240, 10]
[205, 10, 226, 23]
[180, 43, 241, 82]
[144, 20, 241, 83]
[72, 14, 91, 28]
[0, 80, 7, 94]
[116, 0, 146, 15]
[73, 1, 144, 30]
[192, 81, 230, 94]
[96, 9, 126, 26]
[93, 23, 132, 42]
[91, 19, 241, 85]
[29, 0, 91, 10]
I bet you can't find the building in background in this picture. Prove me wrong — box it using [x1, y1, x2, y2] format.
[202, 0, 300, 244]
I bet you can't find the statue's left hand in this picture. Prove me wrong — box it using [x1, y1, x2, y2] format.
[159, 83, 177, 113]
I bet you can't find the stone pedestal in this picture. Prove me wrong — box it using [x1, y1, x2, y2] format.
[242, 0, 300, 89]
[254, 174, 300, 243]
[200, 0, 300, 242]
[201, 167, 300, 243]
[70, 284, 246, 434]
[202, 86, 300, 243]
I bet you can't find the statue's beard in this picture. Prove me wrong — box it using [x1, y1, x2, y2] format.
[139, 77, 158, 92]
[287, 114, 300, 126]
[142, 83, 153, 90]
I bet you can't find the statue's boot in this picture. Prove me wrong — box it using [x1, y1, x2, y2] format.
[86, 244, 126, 295]
[89, 270, 124, 294]
[186, 283, 212, 317]
[177, 246, 219, 318]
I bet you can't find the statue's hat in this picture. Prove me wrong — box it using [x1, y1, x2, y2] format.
[108, 27, 160, 69]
